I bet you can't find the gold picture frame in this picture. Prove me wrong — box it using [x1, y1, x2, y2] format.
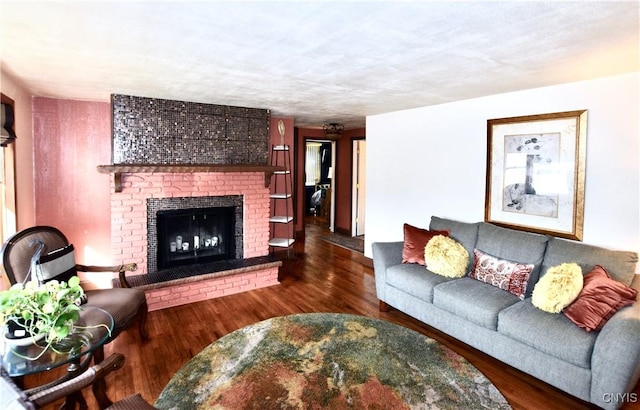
[485, 110, 587, 240]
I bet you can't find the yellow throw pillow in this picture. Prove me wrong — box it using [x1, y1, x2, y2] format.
[532, 263, 583, 313]
[424, 235, 469, 278]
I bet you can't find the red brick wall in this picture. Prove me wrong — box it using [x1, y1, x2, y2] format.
[110, 172, 271, 276]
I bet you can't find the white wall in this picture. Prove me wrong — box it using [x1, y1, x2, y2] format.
[365, 72, 639, 273]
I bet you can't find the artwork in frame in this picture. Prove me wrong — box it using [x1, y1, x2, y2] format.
[485, 110, 587, 241]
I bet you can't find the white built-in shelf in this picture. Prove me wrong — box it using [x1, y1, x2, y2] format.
[268, 238, 296, 248]
[269, 216, 294, 224]
[269, 144, 295, 255]
[270, 193, 291, 199]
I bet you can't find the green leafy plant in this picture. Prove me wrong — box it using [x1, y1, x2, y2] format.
[0, 276, 85, 347]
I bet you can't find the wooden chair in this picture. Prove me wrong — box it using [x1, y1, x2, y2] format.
[1, 353, 156, 409]
[1, 226, 148, 343]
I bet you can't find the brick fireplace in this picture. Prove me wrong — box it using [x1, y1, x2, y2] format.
[111, 172, 270, 274]
[108, 171, 280, 310]
[101, 95, 283, 311]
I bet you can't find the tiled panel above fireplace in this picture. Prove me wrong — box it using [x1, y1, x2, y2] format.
[111, 94, 270, 165]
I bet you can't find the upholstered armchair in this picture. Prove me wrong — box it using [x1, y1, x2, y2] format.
[1, 226, 148, 343]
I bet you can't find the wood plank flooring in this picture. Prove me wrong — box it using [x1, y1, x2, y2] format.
[23, 218, 640, 409]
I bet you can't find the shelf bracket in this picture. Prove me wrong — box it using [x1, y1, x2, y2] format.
[114, 172, 123, 193]
[264, 171, 275, 188]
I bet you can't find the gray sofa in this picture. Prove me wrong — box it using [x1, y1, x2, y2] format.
[372, 216, 640, 409]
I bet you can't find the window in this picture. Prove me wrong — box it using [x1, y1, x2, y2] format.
[305, 143, 321, 186]
[0, 93, 17, 244]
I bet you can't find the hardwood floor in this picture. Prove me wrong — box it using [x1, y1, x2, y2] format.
[24, 218, 640, 409]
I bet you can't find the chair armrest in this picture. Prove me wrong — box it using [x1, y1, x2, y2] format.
[372, 241, 404, 302]
[28, 353, 125, 407]
[75, 263, 137, 288]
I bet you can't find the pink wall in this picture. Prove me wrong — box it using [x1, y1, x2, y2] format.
[32, 98, 112, 265]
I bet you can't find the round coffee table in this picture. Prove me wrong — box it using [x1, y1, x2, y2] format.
[156, 313, 511, 409]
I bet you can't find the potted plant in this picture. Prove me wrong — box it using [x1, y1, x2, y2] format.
[0, 276, 86, 354]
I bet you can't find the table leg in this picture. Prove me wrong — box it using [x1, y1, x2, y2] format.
[90, 345, 114, 409]
[62, 390, 87, 410]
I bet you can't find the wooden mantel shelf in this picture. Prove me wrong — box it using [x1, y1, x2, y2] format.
[97, 164, 285, 192]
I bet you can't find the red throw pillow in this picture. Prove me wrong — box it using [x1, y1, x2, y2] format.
[563, 265, 638, 332]
[402, 223, 449, 265]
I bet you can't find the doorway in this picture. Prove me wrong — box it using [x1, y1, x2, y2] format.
[304, 140, 335, 231]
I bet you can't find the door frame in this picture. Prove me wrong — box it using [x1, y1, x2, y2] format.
[351, 139, 366, 236]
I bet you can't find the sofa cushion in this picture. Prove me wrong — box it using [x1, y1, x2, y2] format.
[433, 277, 520, 330]
[542, 237, 639, 287]
[470, 249, 534, 300]
[386, 263, 453, 303]
[401, 223, 449, 265]
[424, 235, 469, 278]
[475, 223, 549, 297]
[429, 216, 480, 272]
[498, 300, 598, 369]
[563, 265, 638, 332]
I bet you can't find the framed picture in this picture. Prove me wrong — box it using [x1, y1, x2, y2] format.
[485, 110, 587, 240]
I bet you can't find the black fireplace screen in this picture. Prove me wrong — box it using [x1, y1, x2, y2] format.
[156, 206, 236, 270]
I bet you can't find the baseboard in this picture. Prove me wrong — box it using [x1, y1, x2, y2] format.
[362, 256, 373, 268]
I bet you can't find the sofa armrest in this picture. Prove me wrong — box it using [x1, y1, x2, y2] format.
[372, 242, 404, 302]
[590, 301, 640, 408]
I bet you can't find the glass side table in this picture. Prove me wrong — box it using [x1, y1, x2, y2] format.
[1, 307, 114, 409]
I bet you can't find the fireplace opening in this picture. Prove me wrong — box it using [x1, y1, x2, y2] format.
[157, 206, 236, 270]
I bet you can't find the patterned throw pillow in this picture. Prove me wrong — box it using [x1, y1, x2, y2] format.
[424, 235, 469, 278]
[470, 249, 534, 300]
[532, 263, 583, 313]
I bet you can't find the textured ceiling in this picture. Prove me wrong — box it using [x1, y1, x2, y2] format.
[1, 1, 638, 129]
